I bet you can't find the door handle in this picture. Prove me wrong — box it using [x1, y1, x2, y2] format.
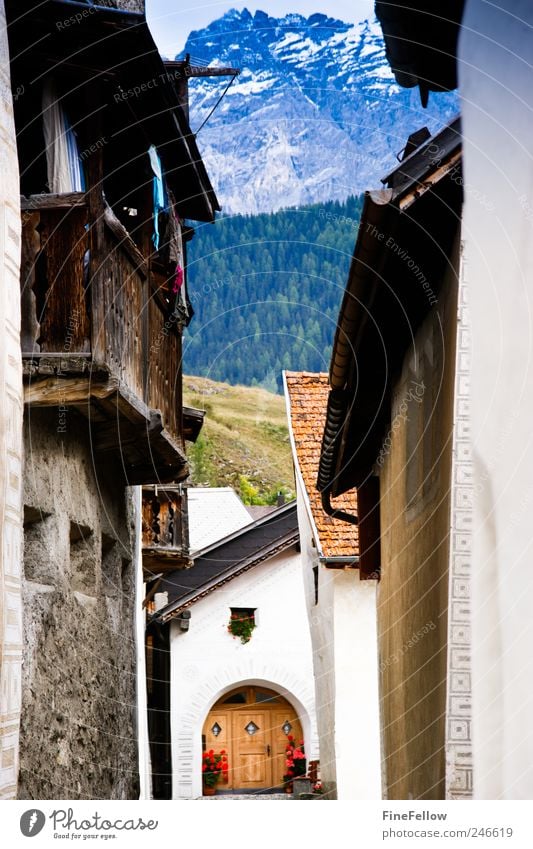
[266, 745, 271, 756]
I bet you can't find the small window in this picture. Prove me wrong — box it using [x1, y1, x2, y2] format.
[228, 608, 257, 644]
[313, 565, 319, 605]
[230, 607, 256, 623]
[255, 691, 280, 704]
[222, 692, 247, 705]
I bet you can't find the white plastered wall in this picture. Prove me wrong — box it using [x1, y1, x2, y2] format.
[294, 476, 381, 800]
[0, 1, 23, 800]
[459, 0, 533, 799]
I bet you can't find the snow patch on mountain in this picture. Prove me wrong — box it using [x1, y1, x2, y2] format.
[181, 8, 458, 214]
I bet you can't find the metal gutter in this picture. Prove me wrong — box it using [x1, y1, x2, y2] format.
[316, 189, 393, 501]
[320, 491, 358, 525]
[382, 116, 461, 193]
[318, 555, 360, 565]
[317, 117, 462, 503]
[329, 189, 393, 392]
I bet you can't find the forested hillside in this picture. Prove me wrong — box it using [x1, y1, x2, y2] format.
[184, 196, 362, 392]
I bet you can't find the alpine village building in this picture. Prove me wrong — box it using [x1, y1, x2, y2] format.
[0, 0, 218, 799]
[309, 0, 533, 801]
[284, 372, 381, 800]
[3, 0, 533, 805]
[316, 118, 467, 800]
[146, 496, 318, 799]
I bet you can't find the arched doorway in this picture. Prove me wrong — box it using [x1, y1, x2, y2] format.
[202, 685, 304, 791]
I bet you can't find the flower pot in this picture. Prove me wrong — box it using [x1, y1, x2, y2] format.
[203, 785, 216, 796]
[285, 783, 293, 794]
[293, 777, 312, 797]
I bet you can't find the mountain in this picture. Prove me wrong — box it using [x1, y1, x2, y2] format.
[181, 8, 459, 214]
[183, 376, 295, 502]
[184, 196, 362, 391]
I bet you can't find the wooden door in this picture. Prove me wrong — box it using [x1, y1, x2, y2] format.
[232, 710, 272, 790]
[202, 686, 303, 792]
[271, 710, 304, 787]
[203, 710, 230, 787]
[204, 710, 230, 752]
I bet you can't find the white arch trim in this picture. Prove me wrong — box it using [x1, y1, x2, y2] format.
[171, 660, 319, 799]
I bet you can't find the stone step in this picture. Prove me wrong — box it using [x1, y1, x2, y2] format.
[201, 793, 290, 800]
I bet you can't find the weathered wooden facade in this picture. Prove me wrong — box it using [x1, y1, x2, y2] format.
[4, 0, 218, 799]
[10, 0, 218, 486]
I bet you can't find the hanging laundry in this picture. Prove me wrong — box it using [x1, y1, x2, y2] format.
[148, 144, 166, 250]
[172, 266, 184, 294]
[160, 188, 182, 263]
[42, 79, 85, 193]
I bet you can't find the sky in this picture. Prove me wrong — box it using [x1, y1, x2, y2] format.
[146, 0, 374, 58]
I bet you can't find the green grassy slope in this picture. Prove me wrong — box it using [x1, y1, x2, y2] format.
[183, 376, 295, 504]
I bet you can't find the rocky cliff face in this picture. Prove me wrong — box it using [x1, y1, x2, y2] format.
[181, 8, 458, 214]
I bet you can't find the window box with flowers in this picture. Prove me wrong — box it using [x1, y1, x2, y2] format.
[202, 749, 229, 795]
[283, 736, 306, 792]
[227, 608, 256, 644]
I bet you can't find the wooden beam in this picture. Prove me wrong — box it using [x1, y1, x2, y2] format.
[142, 577, 163, 609]
[22, 355, 93, 375]
[143, 549, 192, 573]
[93, 411, 163, 454]
[127, 461, 189, 487]
[24, 375, 119, 406]
[20, 192, 87, 210]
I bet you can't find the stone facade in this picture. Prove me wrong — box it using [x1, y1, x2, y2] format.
[0, 0, 24, 801]
[100, 0, 145, 12]
[18, 408, 139, 799]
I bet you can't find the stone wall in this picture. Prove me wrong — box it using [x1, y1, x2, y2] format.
[18, 408, 139, 800]
[0, 0, 24, 800]
[100, 1, 145, 12]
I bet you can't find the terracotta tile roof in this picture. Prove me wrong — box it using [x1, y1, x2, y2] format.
[284, 372, 359, 559]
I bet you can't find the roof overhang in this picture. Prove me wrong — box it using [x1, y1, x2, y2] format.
[5, 0, 220, 222]
[317, 119, 462, 498]
[154, 502, 299, 623]
[375, 0, 465, 106]
[23, 358, 189, 485]
[183, 406, 205, 443]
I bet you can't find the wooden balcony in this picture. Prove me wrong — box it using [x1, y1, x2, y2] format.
[21, 192, 188, 485]
[142, 486, 191, 578]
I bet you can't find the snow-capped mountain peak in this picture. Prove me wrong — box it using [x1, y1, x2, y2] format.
[181, 9, 458, 215]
